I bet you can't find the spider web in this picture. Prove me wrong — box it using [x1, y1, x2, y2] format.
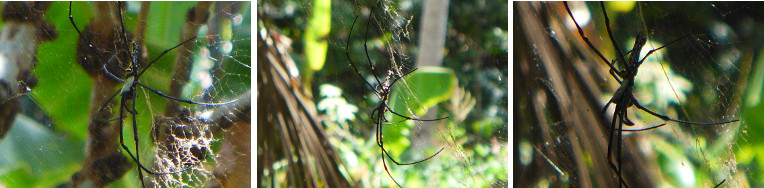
[0, 2, 250, 187]
[133, 2, 251, 187]
[515, 2, 744, 187]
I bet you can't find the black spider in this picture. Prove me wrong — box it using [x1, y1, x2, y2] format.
[68, 2, 235, 186]
[563, 2, 738, 187]
[344, 3, 448, 188]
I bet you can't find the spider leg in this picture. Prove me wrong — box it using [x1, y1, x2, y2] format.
[617, 123, 666, 132]
[116, 98, 144, 186]
[136, 36, 198, 78]
[617, 109, 628, 188]
[608, 106, 632, 188]
[127, 96, 139, 115]
[345, 16, 381, 98]
[106, 63, 235, 107]
[381, 147, 403, 188]
[606, 105, 624, 187]
[379, 83, 447, 122]
[380, 67, 450, 121]
[599, 2, 629, 70]
[134, 82, 237, 106]
[376, 110, 383, 145]
[601, 98, 613, 116]
[382, 101, 448, 121]
[623, 111, 635, 126]
[374, 104, 445, 163]
[564, 2, 621, 76]
[375, 106, 404, 188]
[93, 90, 128, 123]
[389, 68, 418, 87]
[116, 2, 130, 62]
[370, 107, 381, 126]
[383, 146, 444, 166]
[69, 2, 123, 76]
[102, 64, 127, 83]
[362, 4, 384, 87]
[381, 118, 409, 125]
[631, 97, 738, 125]
[382, 68, 420, 99]
[615, 108, 627, 187]
[375, 99, 441, 188]
[128, 99, 147, 187]
[378, 102, 448, 124]
[609, 68, 623, 84]
[715, 179, 726, 188]
[636, 34, 690, 67]
[95, 91, 121, 121]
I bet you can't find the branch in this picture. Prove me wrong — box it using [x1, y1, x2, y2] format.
[0, 1, 57, 142]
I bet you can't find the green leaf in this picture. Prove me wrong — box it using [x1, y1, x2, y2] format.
[305, 0, 331, 71]
[0, 115, 84, 187]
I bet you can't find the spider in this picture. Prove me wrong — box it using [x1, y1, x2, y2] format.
[344, 3, 448, 188]
[68, 2, 235, 186]
[563, 2, 738, 187]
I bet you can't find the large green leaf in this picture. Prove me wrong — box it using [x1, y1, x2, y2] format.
[304, 0, 331, 71]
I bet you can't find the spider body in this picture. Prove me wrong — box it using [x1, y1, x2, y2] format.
[621, 34, 647, 78]
[121, 76, 135, 98]
[604, 34, 645, 126]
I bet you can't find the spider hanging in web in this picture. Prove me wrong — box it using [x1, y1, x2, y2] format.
[344, 3, 448, 188]
[563, 2, 738, 187]
[68, 2, 235, 186]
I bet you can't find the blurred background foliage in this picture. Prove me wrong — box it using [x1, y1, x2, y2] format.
[0, 2, 250, 187]
[259, 0, 507, 187]
[515, 1, 764, 187]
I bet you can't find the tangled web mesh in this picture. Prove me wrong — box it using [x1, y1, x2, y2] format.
[150, 108, 217, 187]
